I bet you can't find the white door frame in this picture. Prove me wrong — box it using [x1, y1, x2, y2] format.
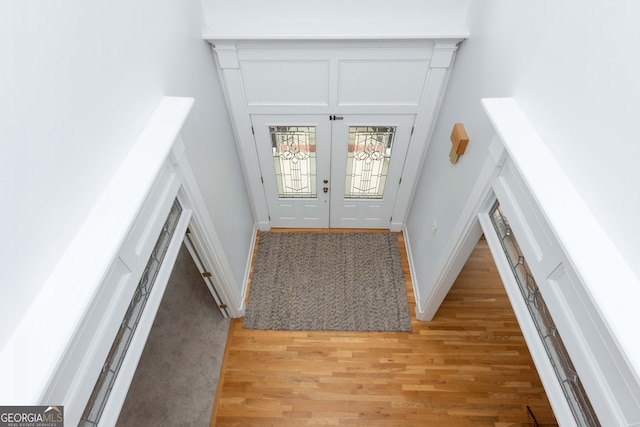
[183, 224, 230, 318]
[207, 38, 464, 231]
[172, 137, 243, 317]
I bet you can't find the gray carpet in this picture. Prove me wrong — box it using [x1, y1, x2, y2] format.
[243, 232, 412, 332]
[116, 243, 230, 427]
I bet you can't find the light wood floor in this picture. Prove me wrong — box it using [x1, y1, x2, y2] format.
[210, 230, 557, 426]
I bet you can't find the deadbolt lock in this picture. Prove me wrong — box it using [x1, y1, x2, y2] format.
[323, 187, 328, 193]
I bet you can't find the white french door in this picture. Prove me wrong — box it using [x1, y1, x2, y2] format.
[252, 114, 414, 228]
[329, 115, 414, 228]
[253, 115, 331, 228]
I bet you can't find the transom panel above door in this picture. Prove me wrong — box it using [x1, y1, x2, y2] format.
[253, 114, 414, 228]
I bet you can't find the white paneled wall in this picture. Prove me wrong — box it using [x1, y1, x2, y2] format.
[206, 38, 465, 230]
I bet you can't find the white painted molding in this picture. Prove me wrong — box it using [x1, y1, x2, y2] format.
[171, 136, 243, 317]
[410, 96, 640, 425]
[430, 39, 462, 68]
[210, 41, 239, 69]
[209, 45, 270, 229]
[478, 211, 578, 427]
[203, 31, 470, 42]
[481, 98, 640, 383]
[401, 224, 423, 318]
[0, 96, 243, 426]
[0, 97, 195, 407]
[390, 38, 463, 227]
[391, 66, 455, 228]
[98, 209, 192, 426]
[482, 97, 640, 426]
[240, 224, 260, 313]
[418, 221, 484, 321]
[205, 36, 464, 231]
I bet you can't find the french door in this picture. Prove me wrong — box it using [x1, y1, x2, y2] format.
[252, 114, 414, 228]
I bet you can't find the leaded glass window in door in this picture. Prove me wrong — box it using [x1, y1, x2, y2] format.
[344, 126, 395, 199]
[270, 126, 316, 198]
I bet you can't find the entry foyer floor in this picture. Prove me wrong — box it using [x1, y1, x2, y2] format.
[211, 231, 557, 426]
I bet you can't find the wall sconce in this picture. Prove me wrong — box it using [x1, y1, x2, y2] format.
[449, 123, 469, 164]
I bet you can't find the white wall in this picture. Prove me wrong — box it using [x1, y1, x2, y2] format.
[200, 0, 471, 37]
[407, 0, 640, 314]
[0, 0, 254, 349]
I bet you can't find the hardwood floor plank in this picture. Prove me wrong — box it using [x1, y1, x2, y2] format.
[211, 232, 557, 426]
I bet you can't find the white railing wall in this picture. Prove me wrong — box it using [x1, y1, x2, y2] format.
[0, 97, 240, 426]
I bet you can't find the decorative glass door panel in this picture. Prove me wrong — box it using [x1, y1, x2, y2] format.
[253, 116, 331, 228]
[270, 126, 317, 198]
[254, 114, 414, 228]
[330, 115, 414, 228]
[344, 126, 396, 199]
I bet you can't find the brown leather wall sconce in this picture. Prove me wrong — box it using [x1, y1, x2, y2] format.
[449, 123, 469, 164]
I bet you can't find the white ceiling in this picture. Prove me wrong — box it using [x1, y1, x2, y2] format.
[199, 0, 471, 38]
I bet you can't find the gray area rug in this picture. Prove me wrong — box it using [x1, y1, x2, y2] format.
[243, 232, 412, 332]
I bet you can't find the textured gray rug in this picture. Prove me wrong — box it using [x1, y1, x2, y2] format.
[243, 232, 412, 332]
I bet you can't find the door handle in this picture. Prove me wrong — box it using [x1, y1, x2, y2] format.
[323, 187, 328, 193]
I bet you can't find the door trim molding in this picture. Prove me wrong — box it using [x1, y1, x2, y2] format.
[207, 38, 464, 230]
[212, 42, 271, 231]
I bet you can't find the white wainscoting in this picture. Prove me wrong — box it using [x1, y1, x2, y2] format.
[413, 97, 640, 426]
[482, 98, 640, 426]
[0, 97, 240, 426]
